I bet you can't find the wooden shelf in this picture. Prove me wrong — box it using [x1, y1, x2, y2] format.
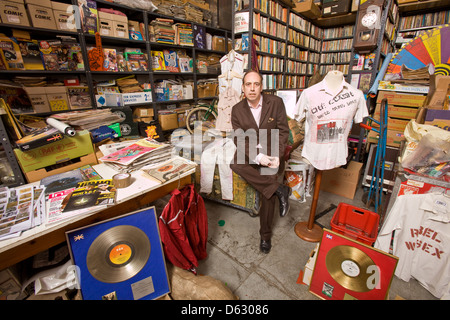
[314, 12, 357, 28]
[398, 0, 450, 14]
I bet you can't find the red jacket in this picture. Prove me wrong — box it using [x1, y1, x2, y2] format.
[158, 184, 208, 273]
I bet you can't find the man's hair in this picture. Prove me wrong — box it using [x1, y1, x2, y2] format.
[243, 69, 263, 84]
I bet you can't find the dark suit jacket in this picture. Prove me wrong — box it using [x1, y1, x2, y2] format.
[231, 93, 289, 166]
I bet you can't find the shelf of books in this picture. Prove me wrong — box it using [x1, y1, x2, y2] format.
[0, 0, 230, 124]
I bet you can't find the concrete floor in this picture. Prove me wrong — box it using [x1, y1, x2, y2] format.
[178, 185, 439, 301]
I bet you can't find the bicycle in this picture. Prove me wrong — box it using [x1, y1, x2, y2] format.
[185, 98, 218, 133]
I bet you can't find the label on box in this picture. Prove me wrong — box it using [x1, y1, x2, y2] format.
[122, 92, 152, 105]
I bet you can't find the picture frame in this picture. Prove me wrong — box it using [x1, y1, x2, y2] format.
[309, 229, 398, 300]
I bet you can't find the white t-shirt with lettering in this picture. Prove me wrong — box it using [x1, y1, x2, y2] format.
[294, 79, 368, 170]
[375, 193, 450, 299]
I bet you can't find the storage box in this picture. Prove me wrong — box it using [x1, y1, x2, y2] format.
[212, 36, 225, 52]
[423, 75, 450, 109]
[367, 129, 405, 147]
[158, 113, 179, 131]
[14, 130, 97, 182]
[377, 90, 426, 107]
[98, 11, 114, 37]
[330, 203, 380, 245]
[133, 107, 154, 119]
[45, 86, 69, 111]
[113, 14, 128, 39]
[292, 1, 321, 19]
[374, 103, 419, 120]
[321, 0, 351, 17]
[27, 4, 57, 29]
[197, 82, 218, 98]
[320, 161, 363, 199]
[0, 0, 30, 26]
[424, 109, 450, 131]
[23, 86, 51, 113]
[52, 1, 77, 32]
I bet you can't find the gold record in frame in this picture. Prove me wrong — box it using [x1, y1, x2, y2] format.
[325, 245, 375, 292]
[86, 225, 151, 283]
[309, 229, 398, 300]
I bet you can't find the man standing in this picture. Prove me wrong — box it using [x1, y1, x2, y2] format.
[229, 70, 291, 254]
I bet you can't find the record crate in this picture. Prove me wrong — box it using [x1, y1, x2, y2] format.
[330, 203, 380, 246]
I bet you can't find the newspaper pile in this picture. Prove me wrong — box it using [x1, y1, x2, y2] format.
[49, 109, 124, 131]
[98, 138, 173, 172]
[0, 185, 45, 240]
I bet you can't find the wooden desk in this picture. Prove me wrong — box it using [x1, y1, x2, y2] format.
[0, 162, 194, 271]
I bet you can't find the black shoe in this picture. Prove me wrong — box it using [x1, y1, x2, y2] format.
[275, 184, 291, 217]
[260, 239, 271, 254]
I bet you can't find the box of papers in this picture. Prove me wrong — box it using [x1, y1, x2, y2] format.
[14, 130, 97, 182]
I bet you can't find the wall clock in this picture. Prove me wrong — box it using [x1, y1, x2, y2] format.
[353, 0, 386, 54]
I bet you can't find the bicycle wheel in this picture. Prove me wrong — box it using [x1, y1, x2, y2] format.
[185, 106, 217, 133]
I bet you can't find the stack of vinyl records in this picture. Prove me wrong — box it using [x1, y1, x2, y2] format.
[98, 138, 173, 173]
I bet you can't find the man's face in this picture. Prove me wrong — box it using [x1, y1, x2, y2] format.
[242, 72, 262, 105]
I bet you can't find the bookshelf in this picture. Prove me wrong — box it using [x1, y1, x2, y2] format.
[0, 0, 230, 120]
[233, 0, 322, 91]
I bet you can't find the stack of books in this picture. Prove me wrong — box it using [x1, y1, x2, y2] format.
[174, 23, 194, 47]
[150, 18, 176, 45]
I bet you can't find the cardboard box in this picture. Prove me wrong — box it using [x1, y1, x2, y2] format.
[320, 161, 363, 199]
[322, 0, 351, 17]
[198, 82, 218, 98]
[25, 0, 51, 6]
[45, 86, 69, 111]
[375, 103, 419, 120]
[113, 14, 128, 39]
[23, 86, 51, 113]
[98, 11, 114, 37]
[423, 75, 450, 109]
[212, 36, 225, 51]
[377, 90, 426, 107]
[367, 129, 405, 148]
[158, 113, 179, 131]
[133, 107, 154, 119]
[27, 4, 57, 29]
[0, 0, 30, 26]
[424, 109, 450, 131]
[52, 1, 77, 32]
[292, 1, 321, 19]
[14, 130, 96, 182]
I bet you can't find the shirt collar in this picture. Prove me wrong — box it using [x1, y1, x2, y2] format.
[319, 79, 348, 96]
[247, 95, 263, 109]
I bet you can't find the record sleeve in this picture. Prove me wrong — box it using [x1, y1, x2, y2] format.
[66, 207, 170, 300]
[309, 229, 398, 300]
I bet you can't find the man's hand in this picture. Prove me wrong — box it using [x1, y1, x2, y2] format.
[259, 155, 280, 168]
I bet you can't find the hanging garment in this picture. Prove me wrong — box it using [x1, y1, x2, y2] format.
[158, 184, 208, 274]
[216, 86, 241, 132]
[200, 137, 236, 200]
[219, 50, 244, 95]
[375, 193, 450, 299]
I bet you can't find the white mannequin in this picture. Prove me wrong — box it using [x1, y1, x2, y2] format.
[323, 70, 344, 94]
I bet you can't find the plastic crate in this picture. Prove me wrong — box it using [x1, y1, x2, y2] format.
[330, 203, 380, 246]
